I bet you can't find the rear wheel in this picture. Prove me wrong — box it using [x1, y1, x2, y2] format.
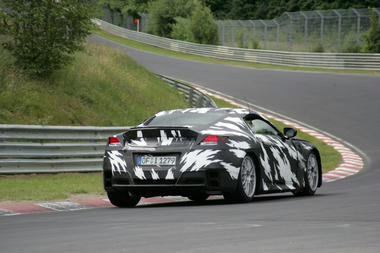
[294, 153, 319, 196]
[187, 193, 209, 202]
[224, 155, 257, 203]
[107, 190, 141, 207]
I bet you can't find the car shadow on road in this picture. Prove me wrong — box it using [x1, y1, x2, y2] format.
[134, 192, 331, 209]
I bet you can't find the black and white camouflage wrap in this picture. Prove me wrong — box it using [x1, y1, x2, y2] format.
[103, 108, 321, 197]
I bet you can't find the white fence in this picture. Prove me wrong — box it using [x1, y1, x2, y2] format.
[95, 18, 380, 70]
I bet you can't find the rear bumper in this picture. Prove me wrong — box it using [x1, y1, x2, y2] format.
[104, 169, 237, 197]
[109, 184, 208, 197]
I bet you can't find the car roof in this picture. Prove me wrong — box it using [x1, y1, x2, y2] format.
[154, 108, 259, 117]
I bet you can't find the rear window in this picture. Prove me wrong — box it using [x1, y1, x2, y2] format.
[145, 112, 226, 127]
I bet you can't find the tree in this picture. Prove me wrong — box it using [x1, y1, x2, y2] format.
[171, 18, 192, 41]
[2, 0, 94, 77]
[204, 0, 380, 20]
[188, 0, 218, 44]
[364, 10, 380, 53]
[146, 0, 193, 37]
[0, 8, 8, 34]
[97, 0, 151, 16]
[203, 0, 229, 19]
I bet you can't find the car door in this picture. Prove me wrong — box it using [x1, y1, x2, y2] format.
[249, 118, 299, 190]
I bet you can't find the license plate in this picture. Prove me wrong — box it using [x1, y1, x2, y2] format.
[137, 156, 176, 166]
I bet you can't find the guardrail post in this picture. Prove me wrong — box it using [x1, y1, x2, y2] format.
[198, 95, 204, 107]
[172, 81, 178, 89]
[188, 89, 194, 107]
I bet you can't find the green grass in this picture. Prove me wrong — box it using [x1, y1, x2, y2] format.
[0, 173, 104, 201]
[0, 35, 189, 202]
[93, 28, 380, 75]
[211, 95, 341, 173]
[0, 38, 188, 126]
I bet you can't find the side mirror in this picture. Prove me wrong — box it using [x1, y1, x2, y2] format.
[284, 127, 297, 138]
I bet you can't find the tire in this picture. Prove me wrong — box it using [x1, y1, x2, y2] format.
[295, 152, 319, 196]
[107, 190, 141, 208]
[187, 193, 209, 202]
[223, 155, 257, 203]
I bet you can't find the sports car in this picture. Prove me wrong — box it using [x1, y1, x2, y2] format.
[103, 108, 322, 207]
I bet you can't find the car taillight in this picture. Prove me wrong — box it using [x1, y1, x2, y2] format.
[109, 137, 120, 145]
[200, 136, 219, 145]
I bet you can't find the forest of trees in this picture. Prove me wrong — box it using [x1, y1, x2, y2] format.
[204, 0, 380, 20]
[98, 0, 380, 20]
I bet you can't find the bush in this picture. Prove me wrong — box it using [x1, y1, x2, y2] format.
[171, 19, 192, 41]
[342, 43, 362, 53]
[236, 29, 246, 48]
[0, 9, 7, 33]
[312, 43, 325, 53]
[250, 37, 260, 49]
[1, 0, 94, 77]
[188, 0, 218, 45]
[363, 10, 380, 53]
[147, 0, 193, 37]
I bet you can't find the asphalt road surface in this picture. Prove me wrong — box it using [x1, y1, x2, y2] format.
[1, 35, 379, 253]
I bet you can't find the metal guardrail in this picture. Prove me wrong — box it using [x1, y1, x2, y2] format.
[0, 76, 216, 174]
[0, 125, 130, 173]
[94, 18, 380, 70]
[158, 75, 217, 108]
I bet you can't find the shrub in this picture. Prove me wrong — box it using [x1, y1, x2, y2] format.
[171, 18, 192, 41]
[363, 10, 380, 53]
[0, 9, 7, 33]
[342, 43, 362, 53]
[147, 0, 193, 37]
[188, 0, 218, 45]
[1, 0, 94, 77]
[236, 29, 247, 48]
[312, 43, 325, 53]
[250, 38, 260, 49]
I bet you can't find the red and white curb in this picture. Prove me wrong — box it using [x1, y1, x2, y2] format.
[0, 196, 223, 216]
[193, 85, 364, 184]
[0, 83, 365, 217]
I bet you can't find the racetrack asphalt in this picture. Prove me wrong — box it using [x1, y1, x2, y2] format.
[1, 35, 379, 253]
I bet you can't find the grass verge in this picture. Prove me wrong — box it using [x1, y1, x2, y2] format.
[0, 173, 104, 202]
[93, 28, 380, 75]
[0, 38, 188, 126]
